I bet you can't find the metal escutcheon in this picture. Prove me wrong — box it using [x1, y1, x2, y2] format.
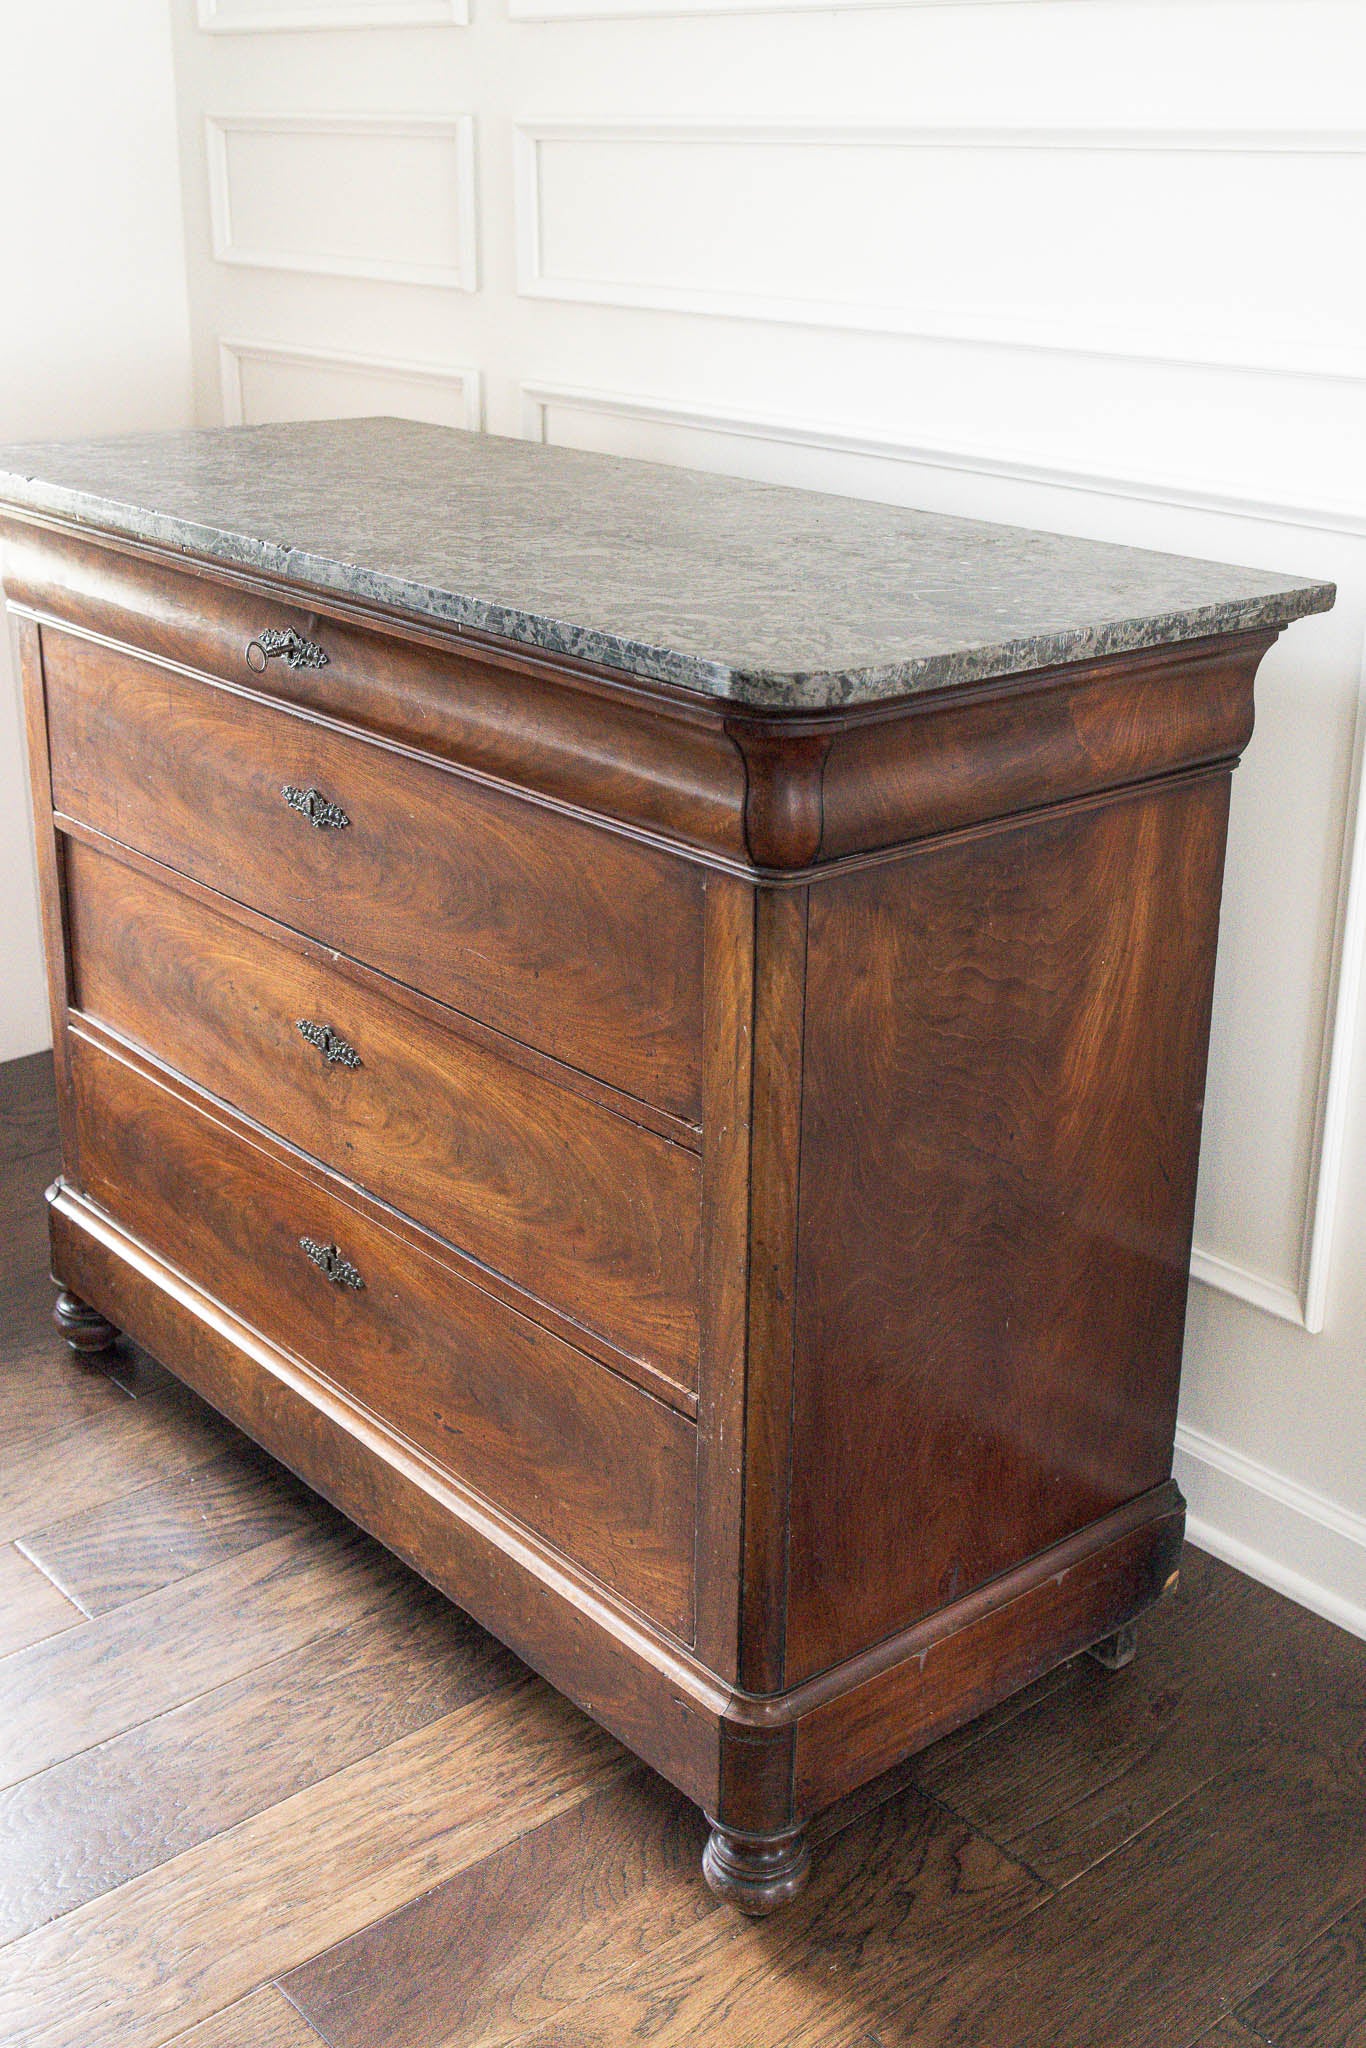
[247, 626, 329, 673]
[297, 1019, 362, 1069]
[299, 1237, 364, 1290]
[281, 785, 350, 830]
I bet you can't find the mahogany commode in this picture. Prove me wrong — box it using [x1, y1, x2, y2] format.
[1, 419, 1333, 1911]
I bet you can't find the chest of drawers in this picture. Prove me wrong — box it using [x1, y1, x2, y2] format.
[2, 419, 1332, 1910]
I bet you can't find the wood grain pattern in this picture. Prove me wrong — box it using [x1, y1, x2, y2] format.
[0, 1047, 59, 1161]
[1237, 1894, 1366, 2048]
[49, 1187, 727, 1816]
[0, 1522, 410, 1790]
[734, 884, 807, 1698]
[785, 775, 1228, 1682]
[1187, 2023, 1277, 2048]
[790, 1488, 1183, 1813]
[915, 1546, 1343, 1889]
[282, 1771, 715, 2048]
[69, 1035, 698, 1636]
[66, 835, 702, 1391]
[43, 625, 706, 1118]
[18, 1444, 328, 1615]
[0, 1682, 624, 2048]
[0, 1540, 83, 1656]
[817, 629, 1264, 860]
[0, 1378, 235, 1549]
[0, 1579, 519, 1945]
[863, 1733, 1366, 2048]
[4, 520, 751, 860]
[471, 1787, 1046, 2048]
[692, 873, 754, 1679]
[162, 1987, 330, 2048]
[0, 1325, 142, 1455]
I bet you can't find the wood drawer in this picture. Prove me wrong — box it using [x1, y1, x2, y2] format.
[65, 835, 701, 1397]
[68, 1031, 697, 1638]
[42, 626, 705, 1121]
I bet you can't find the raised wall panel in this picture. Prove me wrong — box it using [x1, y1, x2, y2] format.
[514, 124, 1366, 381]
[206, 114, 477, 288]
[511, 0, 1094, 16]
[198, 0, 468, 28]
[220, 340, 482, 430]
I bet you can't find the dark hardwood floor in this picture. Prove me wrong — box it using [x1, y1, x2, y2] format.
[0, 1045, 1362, 2048]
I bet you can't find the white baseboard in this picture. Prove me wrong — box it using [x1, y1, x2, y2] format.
[1174, 1422, 1366, 1641]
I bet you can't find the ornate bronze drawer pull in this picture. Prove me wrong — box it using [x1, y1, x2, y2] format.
[282, 784, 350, 830]
[297, 1019, 362, 1069]
[246, 626, 330, 673]
[299, 1237, 364, 1289]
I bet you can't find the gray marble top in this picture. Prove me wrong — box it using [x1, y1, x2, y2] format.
[0, 417, 1335, 710]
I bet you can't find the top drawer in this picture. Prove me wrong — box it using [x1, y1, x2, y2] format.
[41, 625, 705, 1121]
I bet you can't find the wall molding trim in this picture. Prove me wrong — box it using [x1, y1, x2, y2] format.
[219, 337, 483, 429]
[1185, 1247, 1306, 1329]
[512, 0, 1106, 17]
[206, 113, 477, 289]
[1175, 1422, 1366, 1641]
[514, 122, 1366, 384]
[1297, 630, 1366, 1333]
[522, 377, 1365, 1331]
[199, 0, 468, 29]
[519, 380, 1366, 541]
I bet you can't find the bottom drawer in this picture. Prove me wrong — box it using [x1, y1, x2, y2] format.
[68, 1032, 697, 1638]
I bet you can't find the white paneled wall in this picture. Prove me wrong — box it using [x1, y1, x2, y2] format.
[166, 0, 1366, 1633]
[0, 3, 194, 1062]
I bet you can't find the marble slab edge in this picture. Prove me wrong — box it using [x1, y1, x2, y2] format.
[0, 470, 1337, 714]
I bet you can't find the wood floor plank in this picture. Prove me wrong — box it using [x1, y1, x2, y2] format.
[0, 1540, 83, 1655]
[0, 1521, 414, 1789]
[917, 1546, 1318, 1886]
[1236, 1894, 1366, 2048]
[158, 1985, 331, 2048]
[282, 1769, 717, 2048]
[487, 1786, 1046, 2048]
[1187, 2022, 1276, 2048]
[20, 1444, 331, 1615]
[0, 1678, 625, 2048]
[0, 1578, 520, 1943]
[0, 1377, 236, 1548]
[0, 1313, 145, 1455]
[821, 1731, 1366, 2048]
[0, 1148, 62, 1305]
[0, 1049, 58, 1164]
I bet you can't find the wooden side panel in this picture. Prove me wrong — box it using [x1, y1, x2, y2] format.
[65, 837, 701, 1395]
[42, 627, 705, 1120]
[791, 1488, 1185, 1812]
[68, 1033, 697, 1639]
[785, 776, 1231, 1684]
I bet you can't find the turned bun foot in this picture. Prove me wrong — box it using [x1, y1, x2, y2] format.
[53, 1290, 120, 1358]
[702, 1821, 811, 1915]
[1086, 1620, 1138, 1672]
